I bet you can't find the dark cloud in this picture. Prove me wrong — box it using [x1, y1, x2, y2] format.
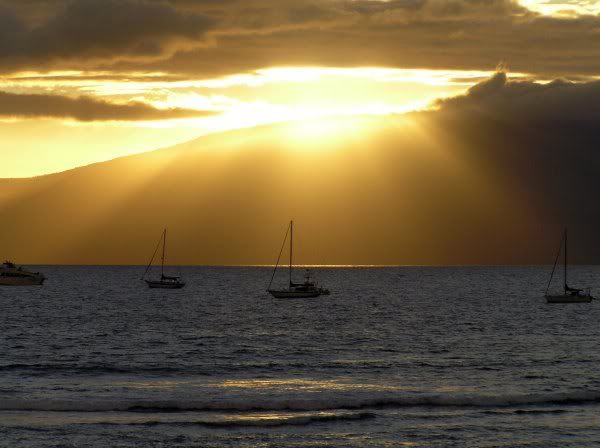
[0, 0, 583, 77]
[0, 0, 214, 71]
[109, 0, 600, 78]
[417, 73, 600, 262]
[0, 90, 214, 121]
[437, 71, 600, 122]
[0, 1, 599, 84]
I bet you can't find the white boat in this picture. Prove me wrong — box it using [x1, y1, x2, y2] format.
[0, 261, 45, 286]
[141, 229, 185, 289]
[544, 229, 593, 303]
[267, 220, 330, 299]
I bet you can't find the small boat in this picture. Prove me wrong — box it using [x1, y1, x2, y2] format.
[0, 261, 45, 286]
[141, 229, 185, 289]
[544, 229, 593, 303]
[267, 220, 330, 298]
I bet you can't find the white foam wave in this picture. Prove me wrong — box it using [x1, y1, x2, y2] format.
[92, 412, 375, 428]
[1, 391, 600, 413]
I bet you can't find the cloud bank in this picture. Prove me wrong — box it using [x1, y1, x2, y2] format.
[1, 0, 600, 77]
[0, 90, 214, 121]
[0, 0, 214, 71]
[438, 71, 600, 122]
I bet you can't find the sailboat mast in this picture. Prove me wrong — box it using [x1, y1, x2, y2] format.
[564, 228, 567, 295]
[289, 220, 293, 287]
[161, 228, 166, 278]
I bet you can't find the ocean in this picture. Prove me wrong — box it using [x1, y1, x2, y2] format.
[2, 265, 600, 447]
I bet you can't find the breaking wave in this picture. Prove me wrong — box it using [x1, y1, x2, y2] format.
[92, 412, 376, 428]
[2, 391, 600, 413]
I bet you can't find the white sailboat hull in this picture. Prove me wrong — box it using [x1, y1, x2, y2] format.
[145, 280, 185, 289]
[545, 294, 593, 303]
[142, 229, 185, 289]
[544, 230, 593, 304]
[268, 289, 323, 299]
[267, 221, 331, 298]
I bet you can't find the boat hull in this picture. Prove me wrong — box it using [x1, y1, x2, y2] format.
[545, 294, 593, 303]
[0, 276, 45, 286]
[145, 280, 185, 289]
[268, 289, 323, 298]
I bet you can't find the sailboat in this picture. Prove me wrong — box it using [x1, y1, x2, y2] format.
[141, 229, 185, 289]
[544, 229, 593, 303]
[267, 220, 330, 298]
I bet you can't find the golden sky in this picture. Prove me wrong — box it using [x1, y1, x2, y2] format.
[1, 0, 600, 177]
[2, 1, 600, 264]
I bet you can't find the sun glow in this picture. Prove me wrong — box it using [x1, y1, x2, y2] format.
[521, 0, 600, 15]
[1, 66, 527, 177]
[282, 117, 370, 147]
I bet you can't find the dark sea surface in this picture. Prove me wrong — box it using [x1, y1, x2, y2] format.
[2, 266, 600, 447]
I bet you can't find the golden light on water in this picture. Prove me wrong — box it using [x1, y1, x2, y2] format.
[113, 378, 403, 392]
[216, 378, 401, 392]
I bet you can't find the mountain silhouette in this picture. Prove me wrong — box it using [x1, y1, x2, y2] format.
[2, 106, 599, 265]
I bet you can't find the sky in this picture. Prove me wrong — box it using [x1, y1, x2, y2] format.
[2, 0, 600, 178]
[2, 0, 600, 264]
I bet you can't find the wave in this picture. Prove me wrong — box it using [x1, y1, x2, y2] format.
[2, 391, 600, 413]
[0, 364, 183, 375]
[483, 409, 568, 416]
[92, 412, 375, 428]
